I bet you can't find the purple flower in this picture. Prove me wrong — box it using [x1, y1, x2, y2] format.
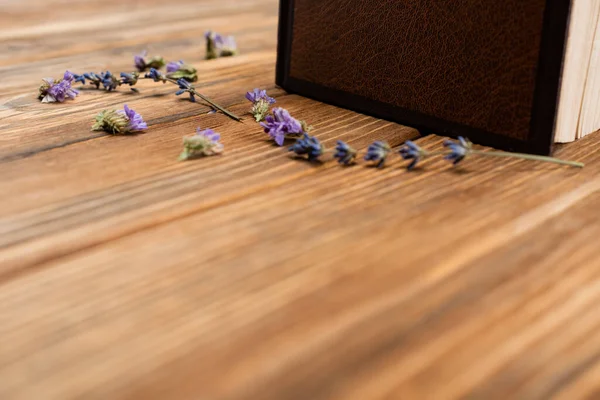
[120, 72, 139, 86]
[289, 133, 324, 161]
[179, 128, 224, 160]
[92, 105, 146, 134]
[333, 140, 357, 165]
[134, 51, 147, 71]
[100, 71, 119, 91]
[72, 74, 86, 84]
[134, 51, 165, 72]
[175, 78, 195, 102]
[399, 140, 426, 170]
[260, 107, 305, 146]
[364, 141, 392, 168]
[118, 104, 147, 132]
[165, 62, 198, 82]
[197, 128, 221, 143]
[443, 136, 472, 165]
[39, 70, 79, 103]
[83, 72, 102, 88]
[245, 88, 276, 105]
[63, 70, 75, 83]
[166, 60, 184, 73]
[145, 68, 166, 83]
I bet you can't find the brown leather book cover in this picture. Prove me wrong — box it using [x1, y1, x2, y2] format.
[276, 0, 572, 154]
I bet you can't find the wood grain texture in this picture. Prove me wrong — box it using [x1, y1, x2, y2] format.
[1, 0, 600, 399]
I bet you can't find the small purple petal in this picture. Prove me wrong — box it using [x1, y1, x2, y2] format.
[63, 70, 74, 82]
[166, 60, 184, 73]
[119, 104, 147, 132]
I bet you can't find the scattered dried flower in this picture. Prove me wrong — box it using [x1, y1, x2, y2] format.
[246, 88, 276, 122]
[440, 137, 584, 168]
[134, 51, 166, 72]
[260, 107, 306, 146]
[333, 140, 357, 165]
[205, 31, 237, 59]
[289, 133, 324, 161]
[38, 71, 79, 103]
[364, 141, 392, 168]
[120, 72, 140, 86]
[165, 60, 198, 82]
[399, 140, 428, 170]
[145, 68, 167, 83]
[179, 128, 224, 160]
[216, 34, 237, 57]
[443, 136, 471, 165]
[91, 104, 147, 134]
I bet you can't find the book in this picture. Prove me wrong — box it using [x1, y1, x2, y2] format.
[276, 0, 600, 155]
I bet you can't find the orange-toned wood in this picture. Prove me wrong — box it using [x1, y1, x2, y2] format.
[1, 0, 600, 399]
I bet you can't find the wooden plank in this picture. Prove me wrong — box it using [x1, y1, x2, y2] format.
[1, 141, 599, 398]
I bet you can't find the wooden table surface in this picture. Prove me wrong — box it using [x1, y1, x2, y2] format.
[2, 0, 600, 399]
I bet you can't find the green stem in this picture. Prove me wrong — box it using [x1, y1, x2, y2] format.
[470, 150, 584, 168]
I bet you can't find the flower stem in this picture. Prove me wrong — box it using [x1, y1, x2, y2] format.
[142, 77, 242, 122]
[192, 90, 242, 122]
[470, 150, 584, 168]
[163, 78, 241, 122]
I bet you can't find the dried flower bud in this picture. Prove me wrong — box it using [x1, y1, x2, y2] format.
[134, 51, 165, 72]
[333, 140, 357, 165]
[120, 72, 140, 86]
[145, 68, 167, 83]
[175, 79, 196, 102]
[364, 141, 392, 168]
[398, 140, 427, 170]
[179, 128, 224, 160]
[82, 72, 103, 88]
[166, 61, 198, 82]
[205, 31, 238, 59]
[91, 104, 147, 135]
[443, 136, 472, 165]
[101, 71, 119, 91]
[289, 133, 324, 161]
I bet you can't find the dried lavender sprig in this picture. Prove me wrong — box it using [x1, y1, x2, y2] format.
[142, 71, 241, 121]
[74, 68, 241, 122]
[443, 137, 583, 168]
[397, 137, 584, 170]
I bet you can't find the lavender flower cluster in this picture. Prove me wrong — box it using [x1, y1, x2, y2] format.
[244, 89, 310, 146]
[38, 71, 79, 103]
